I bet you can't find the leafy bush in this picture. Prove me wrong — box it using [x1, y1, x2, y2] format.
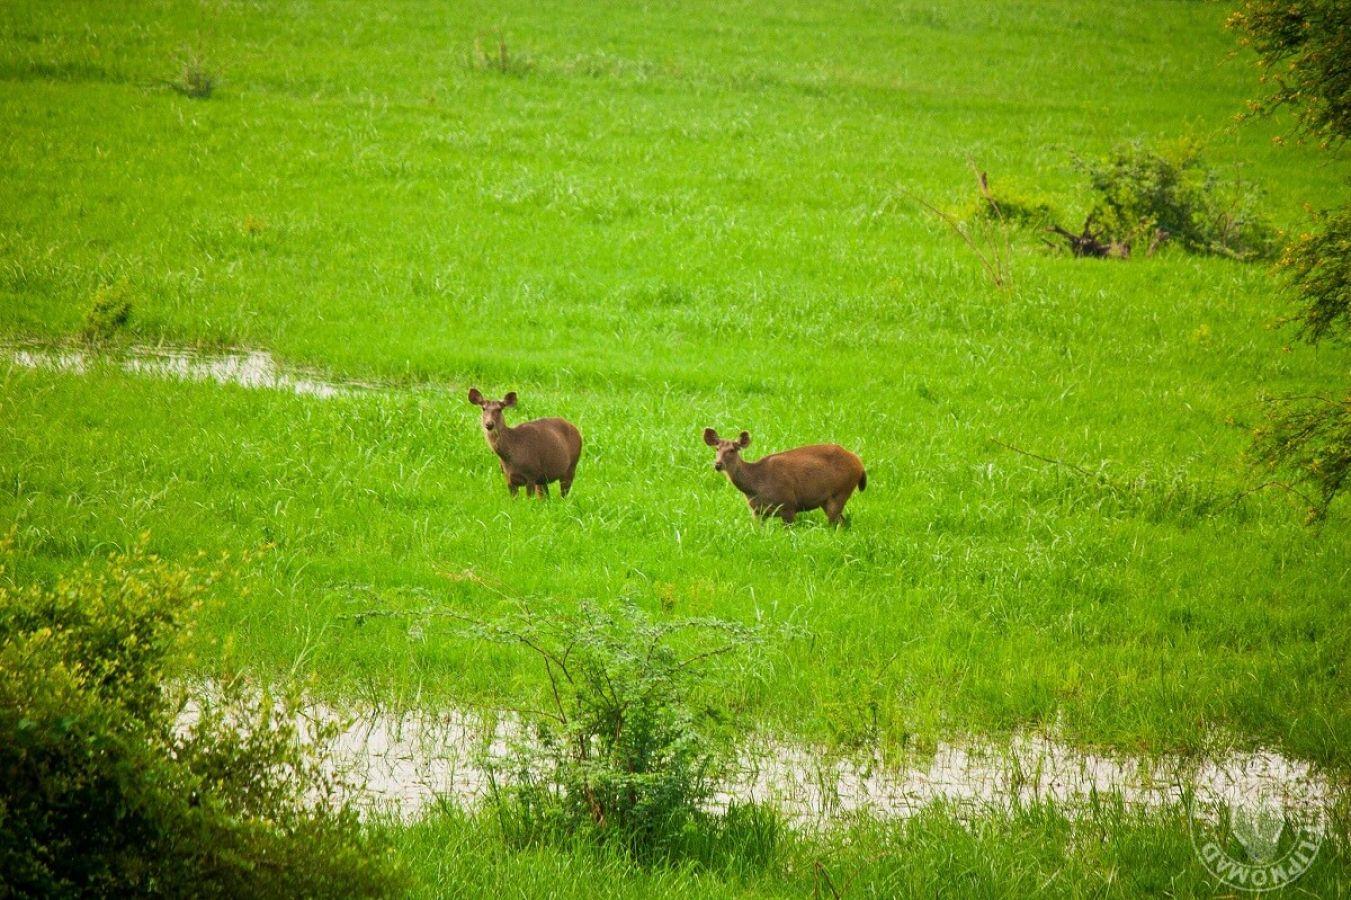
[0, 537, 402, 897]
[1075, 140, 1276, 259]
[468, 602, 772, 864]
[81, 280, 132, 341]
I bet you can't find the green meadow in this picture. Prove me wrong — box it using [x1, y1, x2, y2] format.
[2, 0, 1349, 893]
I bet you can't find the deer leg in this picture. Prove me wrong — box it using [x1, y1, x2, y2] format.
[535, 481, 549, 500]
[559, 463, 577, 498]
[824, 495, 846, 526]
[778, 507, 796, 525]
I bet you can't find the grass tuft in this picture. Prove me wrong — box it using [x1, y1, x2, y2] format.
[171, 52, 215, 99]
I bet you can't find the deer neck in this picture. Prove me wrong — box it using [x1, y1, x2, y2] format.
[485, 422, 517, 460]
[724, 456, 764, 496]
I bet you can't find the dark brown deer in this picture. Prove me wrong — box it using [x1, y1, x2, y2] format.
[703, 428, 866, 525]
[469, 388, 582, 498]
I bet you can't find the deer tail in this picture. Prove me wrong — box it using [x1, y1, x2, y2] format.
[858, 470, 867, 492]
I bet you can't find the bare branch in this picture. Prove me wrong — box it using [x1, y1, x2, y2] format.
[1218, 479, 1320, 513]
[989, 436, 1105, 481]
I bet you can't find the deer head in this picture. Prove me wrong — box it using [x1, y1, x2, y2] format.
[703, 427, 751, 472]
[468, 387, 518, 435]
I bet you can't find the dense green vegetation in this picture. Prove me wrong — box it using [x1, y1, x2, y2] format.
[2, 0, 1349, 893]
[0, 542, 402, 897]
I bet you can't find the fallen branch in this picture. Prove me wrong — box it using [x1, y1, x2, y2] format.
[1216, 479, 1320, 515]
[1046, 214, 1128, 258]
[988, 437, 1105, 481]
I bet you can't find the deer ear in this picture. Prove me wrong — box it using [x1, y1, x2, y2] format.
[468, 387, 484, 406]
[503, 391, 518, 408]
[703, 428, 719, 446]
[738, 431, 751, 448]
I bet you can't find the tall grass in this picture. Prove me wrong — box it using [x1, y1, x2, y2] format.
[394, 801, 1350, 898]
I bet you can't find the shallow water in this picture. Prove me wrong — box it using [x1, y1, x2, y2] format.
[180, 697, 1340, 826]
[7, 344, 354, 398]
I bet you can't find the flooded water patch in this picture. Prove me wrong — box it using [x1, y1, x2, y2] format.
[5, 343, 358, 398]
[201, 698, 1342, 826]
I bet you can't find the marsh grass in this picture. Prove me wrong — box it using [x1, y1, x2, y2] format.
[394, 800, 1350, 897]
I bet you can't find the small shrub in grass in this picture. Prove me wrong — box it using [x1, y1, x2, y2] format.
[467, 602, 772, 865]
[80, 280, 132, 342]
[172, 53, 215, 98]
[1072, 140, 1276, 259]
[470, 34, 533, 76]
[0, 535, 402, 897]
[909, 166, 1015, 287]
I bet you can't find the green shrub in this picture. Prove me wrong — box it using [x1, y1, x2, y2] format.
[81, 280, 132, 341]
[468, 602, 772, 865]
[0, 537, 403, 897]
[1076, 140, 1276, 259]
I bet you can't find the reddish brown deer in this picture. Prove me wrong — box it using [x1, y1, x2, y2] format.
[702, 428, 866, 525]
[469, 388, 582, 498]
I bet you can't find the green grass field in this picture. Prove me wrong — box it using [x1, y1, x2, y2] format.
[3, 0, 1349, 894]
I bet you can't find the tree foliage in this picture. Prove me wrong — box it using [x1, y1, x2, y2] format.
[1230, 1, 1351, 520]
[1253, 394, 1351, 523]
[1229, 1, 1351, 148]
[1281, 205, 1351, 343]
